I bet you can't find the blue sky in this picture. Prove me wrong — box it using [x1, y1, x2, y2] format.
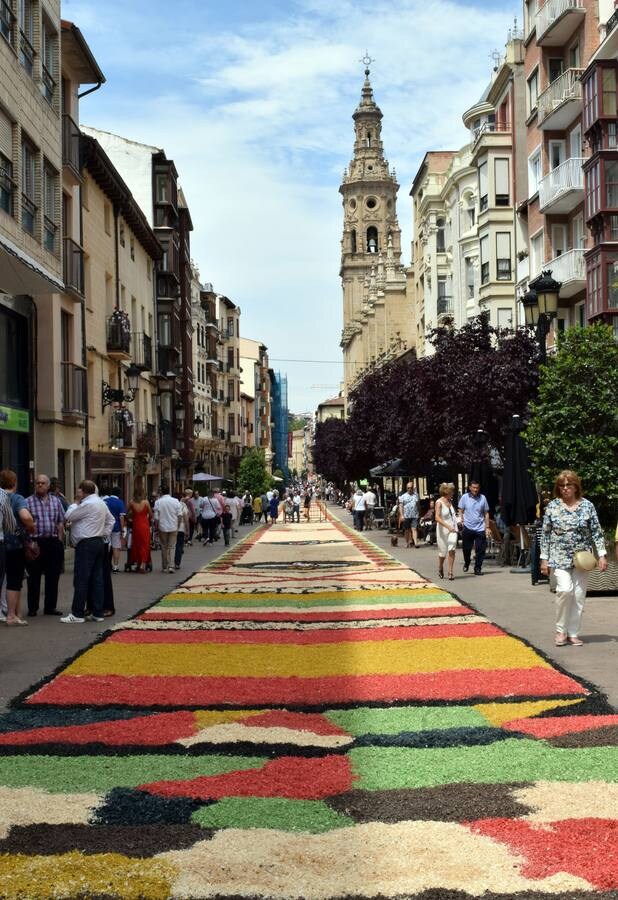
[63, 0, 517, 411]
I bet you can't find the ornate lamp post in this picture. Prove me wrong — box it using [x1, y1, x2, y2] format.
[193, 414, 204, 439]
[522, 270, 561, 365]
[102, 363, 141, 408]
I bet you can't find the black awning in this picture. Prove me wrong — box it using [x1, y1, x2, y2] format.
[370, 458, 408, 477]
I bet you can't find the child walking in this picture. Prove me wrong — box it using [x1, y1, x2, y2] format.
[222, 504, 233, 546]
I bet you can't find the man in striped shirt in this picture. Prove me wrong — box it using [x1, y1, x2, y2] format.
[26, 474, 65, 616]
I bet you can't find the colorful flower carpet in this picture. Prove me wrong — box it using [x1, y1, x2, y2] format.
[1, 514, 617, 899]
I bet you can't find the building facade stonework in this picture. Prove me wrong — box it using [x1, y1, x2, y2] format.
[339, 67, 414, 408]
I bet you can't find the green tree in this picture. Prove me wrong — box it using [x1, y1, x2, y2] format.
[288, 415, 307, 432]
[523, 324, 618, 523]
[237, 448, 272, 496]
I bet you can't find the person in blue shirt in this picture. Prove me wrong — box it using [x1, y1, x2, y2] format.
[103, 488, 126, 573]
[458, 480, 490, 575]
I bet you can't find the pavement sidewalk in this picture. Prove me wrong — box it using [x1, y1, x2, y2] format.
[331, 505, 618, 710]
[0, 526, 255, 710]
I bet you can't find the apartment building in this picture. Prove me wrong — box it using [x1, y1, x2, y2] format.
[580, 1, 618, 332]
[81, 127, 195, 487]
[315, 395, 345, 423]
[465, 32, 527, 330]
[219, 295, 242, 478]
[240, 337, 271, 460]
[521, 0, 604, 333]
[196, 285, 226, 476]
[80, 132, 161, 498]
[191, 267, 215, 468]
[1, 0, 63, 487]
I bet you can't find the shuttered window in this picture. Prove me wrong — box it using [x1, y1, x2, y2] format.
[496, 232, 512, 281]
[494, 158, 510, 206]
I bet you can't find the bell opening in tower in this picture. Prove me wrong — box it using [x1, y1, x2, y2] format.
[367, 226, 378, 253]
[351, 229, 357, 253]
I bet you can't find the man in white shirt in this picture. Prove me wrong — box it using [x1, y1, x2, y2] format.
[62, 480, 114, 623]
[292, 492, 301, 522]
[362, 486, 377, 530]
[153, 486, 182, 573]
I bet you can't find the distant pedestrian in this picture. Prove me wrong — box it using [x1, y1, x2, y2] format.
[26, 474, 65, 616]
[49, 477, 69, 512]
[252, 493, 262, 523]
[261, 493, 269, 523]
[184, 489, 197, 545]
[352, 488, 366, 531]
[200, 492, 220, 545]
[103, 487, 126, 573]
[127, 489, 152, 573]
[398, 482, 420, 548]
[458, 480, 490, 575]
[303, 490, 311, 521]
[540, 470, 607, 647]
[174, 494, 190, 569]
[222, 504, 233, 545]
[435, 483, 459, 581]
[292, 491, 301, 522]
[153, 485, 182, 573]
[269, 491, 280, 523]
[62, 480, 114, 623]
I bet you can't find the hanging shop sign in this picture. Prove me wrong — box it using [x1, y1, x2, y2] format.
[0, 405, 30, 433]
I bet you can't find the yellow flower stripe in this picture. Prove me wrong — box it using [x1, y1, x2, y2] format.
[65, 635, 549, 678]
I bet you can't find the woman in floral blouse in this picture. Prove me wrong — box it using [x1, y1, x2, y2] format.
[540, 470, 607, 647]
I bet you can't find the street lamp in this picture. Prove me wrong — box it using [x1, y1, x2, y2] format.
[194, 414, 204, 438]
[522, 270, 561, 364]
[102, 363, 141, 408]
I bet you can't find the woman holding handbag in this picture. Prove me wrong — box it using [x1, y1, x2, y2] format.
[0, 469, 36, 625]
[435, 483, 459, 580]
[540, 470, 607, 646]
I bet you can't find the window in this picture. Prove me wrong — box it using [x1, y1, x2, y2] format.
[104, 203, 111, 236]
[548, 58, 564, 84]
[497, 308, 512, 328]
[570, 125, 582, 159]
[494, 158, 510, 206]
[551, 224, 567, 258]
[21, 137, 37, 235]
[609, 259, 618, 309]
[573, 213, 584, 250]
[119, 221, 125, 247]
[583, 71, 599, 131]
[436, 218, 445, 252]
[0, 109, 14, 216]
[479, 161, 488, 211]
[603, 69, 617, 117]
[610, 215, 618, 241]
[43, 163, 57, 252]
[549, 141, 565, 170]
[467, 201, 475, 229]
[606, 160, 618, 207]
[609, 123, 617, 149]
[586, 255, 601, 316]
[480, 235, 489, 284]
[130, 237, 135, 261]
[528, 147, 541, 197]
[41, 18, 57, 104]
[586, 161, 600, 218]
[466, 258, 475, 299]
[350, 229, 357, 253]
[530, 230, 544, 275]
[19, 0, 34, 75]
[527, 69, 538, 115]
[158, 313, 172, 346]
[496, 232, 511, 280]
[0, 0, 15, 45]
[569, 42, 580, 70]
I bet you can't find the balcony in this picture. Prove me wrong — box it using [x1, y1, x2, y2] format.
[538, 68, 584, 130]
[135, 422, 157, 457]
[472, 120, 511, 149]
[132, 332, 152, 371]
[157, 346, 180, 376]
[62, 115, 81, 180]
[536, 0, 585, 46]
[539, 157, 585, 213]
[533, 248, 585, 299]
[106, 315, 131, 357]
[63, 237, 84, 297]
[61, 362, 86, 419]
[109, 413, 134, 449]
[437, 295, 454, 318]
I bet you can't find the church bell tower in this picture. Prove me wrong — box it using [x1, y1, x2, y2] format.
[340, 60, 404, 402]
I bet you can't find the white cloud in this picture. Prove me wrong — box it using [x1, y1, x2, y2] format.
[65, 0, 516, 410]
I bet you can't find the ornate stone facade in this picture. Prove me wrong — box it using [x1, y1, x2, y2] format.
[339, 68, 414, 408]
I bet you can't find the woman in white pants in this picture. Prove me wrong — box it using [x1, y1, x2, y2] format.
[435, 483, 459, 580]
[540, 470, 607, 646]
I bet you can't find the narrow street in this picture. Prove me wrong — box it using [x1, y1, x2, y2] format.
[0, 510, 616, 898]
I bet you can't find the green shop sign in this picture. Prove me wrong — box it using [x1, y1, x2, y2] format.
[0, 405, 30, 433]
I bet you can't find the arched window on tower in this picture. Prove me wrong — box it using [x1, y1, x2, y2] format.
[436, 218, 446, 252]
[367, 226, 378, 253]
[350, 229, 357, 253]
[366, 131, 372, 147]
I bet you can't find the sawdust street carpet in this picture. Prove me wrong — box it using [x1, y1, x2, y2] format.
[0, 515, 617, 899]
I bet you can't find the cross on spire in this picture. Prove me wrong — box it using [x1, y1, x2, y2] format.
[360, 50, 375, 76]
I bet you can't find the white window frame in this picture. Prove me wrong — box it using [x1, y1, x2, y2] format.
[528, 145, 542, 198]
